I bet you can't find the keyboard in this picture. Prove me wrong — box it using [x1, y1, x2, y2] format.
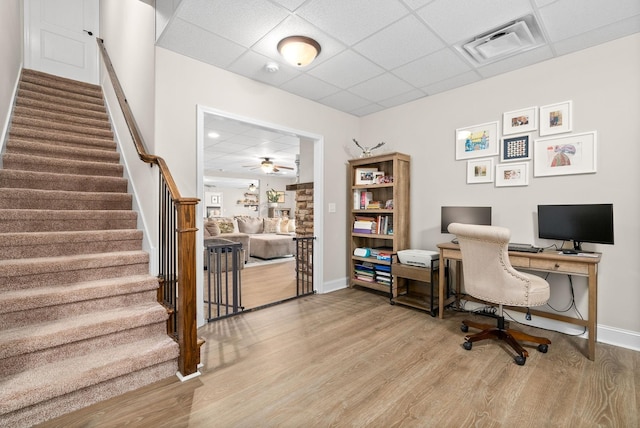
[508, 244, 541, 253]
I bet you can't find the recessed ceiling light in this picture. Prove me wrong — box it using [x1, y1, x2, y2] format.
[208, 131, 220, 139]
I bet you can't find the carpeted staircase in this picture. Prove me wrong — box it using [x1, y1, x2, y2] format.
[0, 69, 179, 427]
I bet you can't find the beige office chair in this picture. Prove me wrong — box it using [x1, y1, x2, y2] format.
[448, 223, 551, 365]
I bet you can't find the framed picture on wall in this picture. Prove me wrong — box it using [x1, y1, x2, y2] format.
[496, 163, 529, 187]
[539, 100, 572, 136]
[501, 135, 532, 162]
[502, 106, 537, 135]
[466, 158, 494, 184]
[533, 131, 597, 177]
[455, 121, 499, 160]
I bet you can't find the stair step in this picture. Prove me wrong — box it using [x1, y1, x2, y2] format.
[0, 229, 142, 260]
[0, 275, 159, 330]
[0, 209, 138, 234]
[17, 88, 106, 114]
[9, 124, 116, 150]
[0, 250, 150, 291]
[0, 336, 177, 420]
[21, 68, 103, 98]
[0, 169, 128, 193]
[11, 114, 113, 139]
[13, 105, 111, 130]
[5, 138, 119, 163]
[0, 302, 167, 359]
[0, 274, 156, 315]
[0, 188, 132, 210]
[19, 80, 104, 107]
[15, 97, 109, 122]
[2, 153, 123, 177]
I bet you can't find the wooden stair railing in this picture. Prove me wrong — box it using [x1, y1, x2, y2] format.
[97, 38, 202, 377]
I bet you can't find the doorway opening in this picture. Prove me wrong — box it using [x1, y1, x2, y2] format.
[196, 106, 324, 326]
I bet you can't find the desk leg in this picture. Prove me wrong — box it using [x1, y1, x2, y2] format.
[438, 251, 445, 319]
[587, 265, 597, 361]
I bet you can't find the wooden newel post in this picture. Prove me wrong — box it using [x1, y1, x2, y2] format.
[175, 197, 200, 376]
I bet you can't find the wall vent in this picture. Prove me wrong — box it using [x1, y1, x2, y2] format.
[456, 15, 545, 66]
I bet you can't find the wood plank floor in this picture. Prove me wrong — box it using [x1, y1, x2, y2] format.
[40, 288, 640, 427]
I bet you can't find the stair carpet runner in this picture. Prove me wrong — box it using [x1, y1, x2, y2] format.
[0, 69, 178, 427]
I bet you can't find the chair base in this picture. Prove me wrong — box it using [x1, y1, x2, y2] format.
[461, 318, 551, 365]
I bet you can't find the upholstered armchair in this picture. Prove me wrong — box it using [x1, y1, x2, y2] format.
[448, 222, 551, 365]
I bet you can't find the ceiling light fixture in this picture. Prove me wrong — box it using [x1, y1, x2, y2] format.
[277, 36, 321, 67]
[248, 183, 257, 192]
[261, 160, 275, 173]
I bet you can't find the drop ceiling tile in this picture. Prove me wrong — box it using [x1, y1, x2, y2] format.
[403, 0, 435, 10]
[269, 0, 307, 11]
[228, 50, 300, 86]
[393, 48, 471, 88]
[349, 73, 415, 102]
[177, 0, 288, 47]
[378, 88, 427, 108]
[421, 70, 480, 96]
[158, 18, 246, 68]
[308, 50, 385, 89]
[297, 0, 410, 45]
[318, 90, 371, 113]
[537, 0, 640, 42]
[280, 74, 342, 100]
[416, 0, 533, 44]
[353, 15, 445, 70]
[551, 15, 640, 56]
[351, 103, 386, 116]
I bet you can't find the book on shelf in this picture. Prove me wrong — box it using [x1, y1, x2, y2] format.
[359, 191, 373, 210]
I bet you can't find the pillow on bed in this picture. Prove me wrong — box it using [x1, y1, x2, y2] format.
[263, 217, 281, 234]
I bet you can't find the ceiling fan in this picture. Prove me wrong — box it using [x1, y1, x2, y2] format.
[243, 157, 294, 173]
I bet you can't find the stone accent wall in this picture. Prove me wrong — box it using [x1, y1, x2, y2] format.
[286, 182, 314, 236]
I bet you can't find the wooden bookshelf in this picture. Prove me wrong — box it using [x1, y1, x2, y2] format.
[348, 153, 410, 297]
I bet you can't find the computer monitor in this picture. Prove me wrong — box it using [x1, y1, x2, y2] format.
[537, 204, 614, 251]
[441, 206, 492, 233]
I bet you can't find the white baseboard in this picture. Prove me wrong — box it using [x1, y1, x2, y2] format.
[598, 325, 640, 352]
[321, 277, 348, 294]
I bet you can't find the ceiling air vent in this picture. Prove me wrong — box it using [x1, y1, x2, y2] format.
[456, 15, 545, 66]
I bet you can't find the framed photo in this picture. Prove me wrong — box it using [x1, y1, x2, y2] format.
[205, 192, 222, 207]
[355, 168, 378, 185]
[466, 158, 494, 184]
[540, 100, 572, 136]
[503, 106, 537, 135]
[373, 171, 385, 184]
[496, 163, 529, 187]
[455, 121, 499, 160]
[501, 135, 531, 162]
[533, 131, 597, 177]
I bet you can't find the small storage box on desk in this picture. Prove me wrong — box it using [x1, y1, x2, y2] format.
[348, 152, 410, 298]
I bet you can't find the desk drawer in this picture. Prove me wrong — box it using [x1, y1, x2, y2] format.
[529, 258, 589, 275]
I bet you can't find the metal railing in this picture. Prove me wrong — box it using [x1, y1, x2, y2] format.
[205, 239, 244, 321]
[97, 38, 201, 377]
[294, 236, 316, 297]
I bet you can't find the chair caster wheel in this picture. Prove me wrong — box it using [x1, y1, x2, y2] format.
[463, 341, 472, 350]
[461, 324, 469, 333]
[537, 344, 549, 353]
[515, 355, 526, 366]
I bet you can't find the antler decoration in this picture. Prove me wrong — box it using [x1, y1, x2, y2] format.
[352, 138, 385, 158]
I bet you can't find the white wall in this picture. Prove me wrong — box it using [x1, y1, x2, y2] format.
[155, 47, 360, 287]
[0, 0, 23, 149]
[360, 34, 640, 339]
[99, 0, 159, 262]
